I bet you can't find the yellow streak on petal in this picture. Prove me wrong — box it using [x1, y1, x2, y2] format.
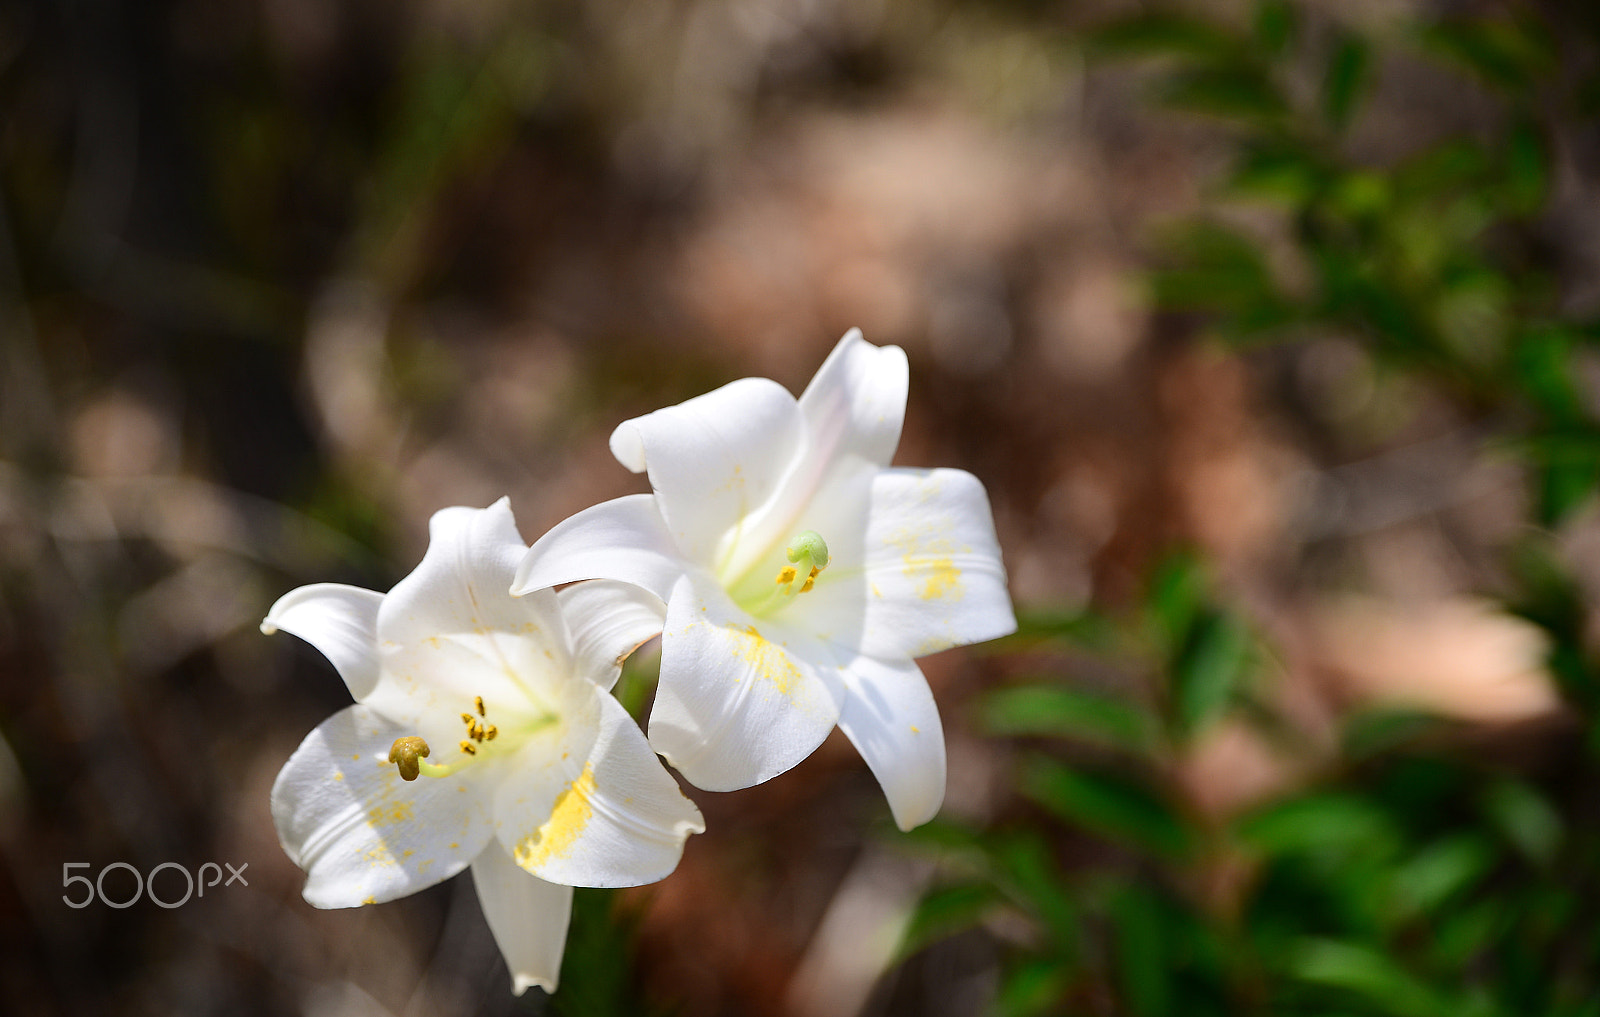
[514, 762, 596, 871]
[733, 625, 800, 698]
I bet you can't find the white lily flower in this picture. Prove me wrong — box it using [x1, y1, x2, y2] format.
[263, 498, 704, 995]
[511, 330, 1016, 830]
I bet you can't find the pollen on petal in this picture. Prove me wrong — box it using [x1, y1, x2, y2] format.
[513, 763, 596, 870]
[732, 624, 802, 698]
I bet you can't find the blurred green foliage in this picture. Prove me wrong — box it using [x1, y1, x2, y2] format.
[903, 3, 1600, 1014]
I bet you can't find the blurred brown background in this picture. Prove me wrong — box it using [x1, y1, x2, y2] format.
[2, 0, 1590, 1014]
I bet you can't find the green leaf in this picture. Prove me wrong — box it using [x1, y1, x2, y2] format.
[1172, 610, 1251, 738]
[1253, 0, 1297, 55]
[1323, 32, 1370, 129]
[1340, 708, 1450, 761]
[1228, 143, 1325, 204]
[1388, 835, 1497, 919]
[1420, 16, 1555, 93]
[1149, 552, 1207, 648]
[996, 957, 1069, 1017]
[1505, 116, 1549, 213]
[1481, 778, 1562, 866]
[1237, 793, 1402, 862]
[895, 816, 988, 856]
[1287, 939, 1455, 1017]
[613, 645, 660, 723]
[1515, 326, 1582, 424]
[991, 833, 1079, 949]
[1022, 757, 1192, 859]
[552, 888, 650, 1017]
[1111, 884, 1171, 1017]
[1151, 223, 1278, 314]
[897, 882, 999, 960]
[978, 685, 1154, 751]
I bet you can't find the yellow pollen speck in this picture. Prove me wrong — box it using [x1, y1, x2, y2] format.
[366, 799, 415, 827]
[514, 763, 596, 869]
[915, 558, 962, 600]
[363, 896, 377, 905]
[910, 725, 921, 734]
[732, 625, 801, 697]
[402, 849, 414, 858]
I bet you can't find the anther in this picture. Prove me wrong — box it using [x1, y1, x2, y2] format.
[460, 713, 475, 726]
[484, 724, 498, 741]
[459, 740, 477, 756]
[475, 696, 486, 717]
[776, 565, 798, 586]
[388, 737, 431, 782]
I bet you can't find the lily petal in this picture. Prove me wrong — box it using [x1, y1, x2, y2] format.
[794, 467, 1016, 659]
[609, 377, 804, 568]
[495, 693, 703, 887]
[834, 653, 946, 831]
[378, 498, 561, 651]
[261, 583, 384, 700]
[512, 494, 686, 604]
[557, 580, 667, 692]
[649, 572, 845, 791]
[368, 501, 572, 741]
[271, 705, 494, 908]
[470, 840, 573, 995]
[797, 328, 908, 474]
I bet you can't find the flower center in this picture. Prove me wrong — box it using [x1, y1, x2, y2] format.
[775, 530, 830, 594]
[387, 694, 552, 781]
[732, 530, 833, 619]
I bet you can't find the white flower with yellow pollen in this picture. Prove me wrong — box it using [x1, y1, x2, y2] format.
[264, 499, 703, 994]
[512, 330, 1017, 830]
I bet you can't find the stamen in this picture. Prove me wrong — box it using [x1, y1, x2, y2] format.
[776, 565, 798, 586]
[484, 724, 498, 740]
[475, 696, 486, 717]
[459, 740, 477, 755]
[460, 713, 475, 726]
